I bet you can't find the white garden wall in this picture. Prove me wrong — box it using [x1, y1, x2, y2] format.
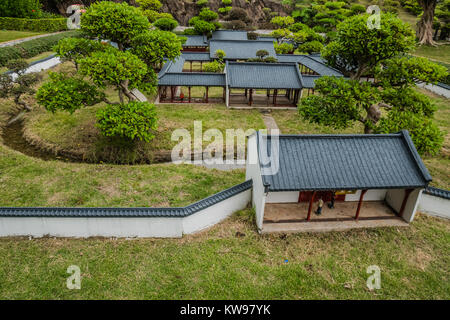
[418, 193, 450, 219]
[385, 188, 423, 223]
[0, 184, 252, 238]
[246, 134, 266, 230]
[344, 189, 387, 201]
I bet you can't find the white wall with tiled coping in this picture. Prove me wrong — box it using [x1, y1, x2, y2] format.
[0, 189, 251, 238]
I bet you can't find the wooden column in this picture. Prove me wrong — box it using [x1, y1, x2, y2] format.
[188, 86, 191, 103]
[157, 86, 161, 101]
[398, 189, 414, 217]
[245, 89, 247, 97]
[190, 61, 192, 72]
[355, 190, 368, 220]
[222, 86, 226, 102]
[249, 89, 253, 106]
[200, 61, 202, 72]
[273, 89, 277, 105]
[205, 86, 209, 103]
[170, 86, 174, 103]
[306, 191, 317, 221]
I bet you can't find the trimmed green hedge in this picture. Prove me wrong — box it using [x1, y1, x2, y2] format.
[0, 30, 81, 67]
[0, 17, 68, 32]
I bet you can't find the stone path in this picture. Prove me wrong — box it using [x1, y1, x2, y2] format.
[261, 112, 280, 133]
[0, 31, 65, 48]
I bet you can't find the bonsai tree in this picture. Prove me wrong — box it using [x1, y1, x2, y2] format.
[188, 8, 220, 35]
[298, 14, 447, 155]
[256, 49, 269, 59]
[322, 13, 415, 79]
[153, 17, 178, 31]
[0, 59, 41, 112]
[203, 49, 226, 72]
[36, 1, 182, 143]
[81, 1, 150, 51]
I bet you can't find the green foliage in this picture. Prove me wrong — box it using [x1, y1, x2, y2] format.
[79, 49, 147, 90]
[274, 42, 294, 54]
[96, 102, 158, 142]
[256, 49, 269, 58]
[136, 0, 162, 11]
[218, 7, 232, 14]
[153, 17, 178, 31]
[222, 0, 232, 5]
[0, 0, 42, 18]
[53, 38, 106, 68]
[375, 110, 444, 155]
[271, 16, 295, 28]
[381, 87, 437, 117]
[198, 8, 219, 22]
[196, 0, 209, 7]
[377, 57, 448, 88]
[399, 0, 422, 15]
[214, 49, 226, 61]
[225, 7, 251, 23]
[131, 29, 182, 67]
[322, 13, 415, 78]
[299, 76, 378, 129]
[0, 17, 68, 32]
[203, 60, 224, 72]
[189, 17, 217, 35]
[0, 30, 80, 67]
[36, 72, 105, 114]
[81, 1, 150, 50]
[296, 40, 323, 54]
[350, 4, 366, 15]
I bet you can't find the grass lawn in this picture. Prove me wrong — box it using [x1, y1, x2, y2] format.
[0, 143, 245, 207]
[412, 42, 450, 65]
[0, 211, 448, 299]
[0, 30, 45, 43]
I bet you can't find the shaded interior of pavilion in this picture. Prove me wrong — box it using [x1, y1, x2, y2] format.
[228, 88, 301, 108]
[158, 85, 226, 104]
[262, 189, 413, 233]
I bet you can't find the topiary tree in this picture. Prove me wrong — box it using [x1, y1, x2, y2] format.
[131, 29, 183, 68]
[322, 13, 415, 79]
[53, 37, 107, 70]
[298, 56, 447, 155]
[153, 17, 178, 31]
[36, 1, 174, 144]
[136, 0, 162, 11]
[81, 1, 150, 51]
[274, 42, 294, 54]
[36, 72, 105, 114]
[271, 16, 295, 28]
[256, 49, 269, 59]
[0, 59, 42, 112]
[96, 101, 158, 143]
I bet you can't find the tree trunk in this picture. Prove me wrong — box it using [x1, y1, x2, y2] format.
[417, 0, 437, 46]
[14, 95, 32, 112]
[363, 103, 383, 134]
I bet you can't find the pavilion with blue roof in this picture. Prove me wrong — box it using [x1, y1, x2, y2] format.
[160, 30, 343, 107]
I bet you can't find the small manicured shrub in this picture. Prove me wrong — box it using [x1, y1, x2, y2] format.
[222, 0, 232, 5]
[203, 60, 224, 72]
[274, 42, 294, 54]
[96, 101, 158, 142]
[153, 17, 178, 31]
[0, 0, 42, 18]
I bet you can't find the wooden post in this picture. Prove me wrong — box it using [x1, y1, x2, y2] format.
[245, 89, 247, 97]
[200, 61, 202, 72]
[355, 190, 368, 220]
[157, 86, 161, 101]
[170, 86, 174, 103]
[398, 189, 414, 217]
[188, 86, 191, 103]
[205, 86, 209, 103]
[306, 191, 317, 221]
[273, 89, 277, 105]
[222, 86, 226, 102]
[190, 61, 192, 72]
[249, 89, 253, 106]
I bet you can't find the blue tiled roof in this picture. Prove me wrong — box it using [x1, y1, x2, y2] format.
[277, 54, 343, 76]
[227, 62, 302, 89]
[424, 186, 450, 200]
[181, 52, 211, 61]
[212, 30, 248, 41]
[158, 72, 226, 87]
[209, 40, 276, 60]
[182, 35, 208, 47]
[257, 130, 431, 191]
[0, 180, 252, 217]
[300, 75, 320, 89]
